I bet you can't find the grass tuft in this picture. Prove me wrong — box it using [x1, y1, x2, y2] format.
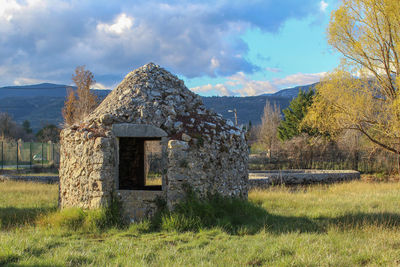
[37, 195, 124, 232]
[153, 189, 268, 234]
[127, 220, 152, 234]
[0, 252, 20, 265]
[38, 208, 85, 231]
[66, 255, 93, 267]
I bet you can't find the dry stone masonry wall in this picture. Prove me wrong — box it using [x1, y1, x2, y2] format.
[60, 63, 248, 221]
[59, 132, 115, 209]
[248, 170, 360, 189]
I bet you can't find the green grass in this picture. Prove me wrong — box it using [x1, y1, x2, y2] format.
[1, 180, 400, 266]
[0, 181, 58, 229]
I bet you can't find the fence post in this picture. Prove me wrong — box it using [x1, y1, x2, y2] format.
[52, 142, 55, 165]
[48, 141, 53, 166]
[1, 141, 3, 170]
[16, 141, 19, 171]
[30, 142, 32, 169]
[41, 142, 44, 168]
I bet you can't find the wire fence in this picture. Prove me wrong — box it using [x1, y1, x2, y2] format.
[0, 140, 60, 170]
[249, 151, 400, 174]
[1, 139, 397, 174]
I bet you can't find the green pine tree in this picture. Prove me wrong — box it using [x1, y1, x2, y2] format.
[22, 120, 33, 134]
[277, 89, 316, 141]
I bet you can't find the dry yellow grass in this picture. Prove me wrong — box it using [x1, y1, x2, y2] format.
[145, 177, 161, 186]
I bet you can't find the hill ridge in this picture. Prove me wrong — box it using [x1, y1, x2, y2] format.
[0, 82, 317, 132]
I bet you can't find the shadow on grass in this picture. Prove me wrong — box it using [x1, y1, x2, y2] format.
[263, 212, 400, 234]
[144, 192, 400, 235]
[320, 212, 400, 229]
[0, 207, 57, 230]
[1, 261, 64, 267]
[147, 193, 326, 235]
[3, 194, 400, 236]
[263, 213, 324, 234]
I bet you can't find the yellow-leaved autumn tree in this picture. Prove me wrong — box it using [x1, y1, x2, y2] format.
[304, 0, 400, 154]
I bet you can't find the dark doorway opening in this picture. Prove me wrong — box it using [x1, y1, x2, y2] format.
[118, 137, 162, 191]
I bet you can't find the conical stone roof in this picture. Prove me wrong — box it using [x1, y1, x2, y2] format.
[83, 62, 242, 140]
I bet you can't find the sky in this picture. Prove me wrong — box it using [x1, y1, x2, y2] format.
[0, 0, 341, 96]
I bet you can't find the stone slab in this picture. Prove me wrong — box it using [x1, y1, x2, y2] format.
[248, 169, 360, 189]
[112, 123, 168, 138]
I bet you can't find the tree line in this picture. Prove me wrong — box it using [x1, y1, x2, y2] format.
[0, 114, 60, 143]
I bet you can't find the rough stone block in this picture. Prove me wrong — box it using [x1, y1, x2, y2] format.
[112, 123, 168, 137]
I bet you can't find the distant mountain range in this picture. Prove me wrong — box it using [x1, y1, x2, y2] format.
[0, 83, 110, 99]
[263, 83, 317, 98]
[0, 82, 315, 132]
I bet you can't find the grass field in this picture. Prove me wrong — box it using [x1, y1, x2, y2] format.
[1, 179, 400, 266]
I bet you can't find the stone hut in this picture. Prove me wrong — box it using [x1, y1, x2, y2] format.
[59, 63, 248, 221]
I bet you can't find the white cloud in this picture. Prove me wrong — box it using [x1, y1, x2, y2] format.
[93, 82, 108, 90]
[210, 57, 220, 70]
[215, 84, 233, 96]
[319, 1, 328, 12]
[227, 72, 277, 96]
[97, 13, 134, 35]
[355, 63, 397, 78]
[273, 72, 326, 86]
[0, 0, 21, 21]
[13, 77, 47, 86]
[191, 71, 326, 96]
[191, 83, 234, 96]
[191, 71, 276, 96]
[191, 84, 214, 93]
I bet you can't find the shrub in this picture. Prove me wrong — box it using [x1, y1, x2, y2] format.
[37, 195, 124, 231]
[161, 213, 202, 232]
[127, 220, 152, 234]
[38, 208, 85, 231]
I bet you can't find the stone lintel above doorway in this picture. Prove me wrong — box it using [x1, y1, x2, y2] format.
[112, 123, 168, 138]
